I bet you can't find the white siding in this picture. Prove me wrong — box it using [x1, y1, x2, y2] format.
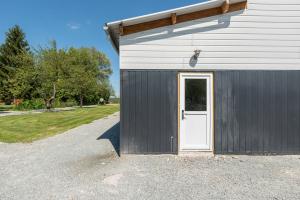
[119, 0, 300, 70]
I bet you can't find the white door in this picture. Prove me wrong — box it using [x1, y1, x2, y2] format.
[179, 73, 213, 151]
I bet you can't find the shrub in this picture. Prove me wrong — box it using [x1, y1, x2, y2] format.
[14, 99, 44, 110]
[54, 99, 78, 108]
[109, 98, 120, 104]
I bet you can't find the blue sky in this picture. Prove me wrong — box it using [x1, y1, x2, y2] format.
[0, 0, 205, 96]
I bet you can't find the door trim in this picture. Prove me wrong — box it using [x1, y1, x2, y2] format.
[178, 72, 214, 153]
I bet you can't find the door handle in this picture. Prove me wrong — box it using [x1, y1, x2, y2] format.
[182, 110, 185, 120]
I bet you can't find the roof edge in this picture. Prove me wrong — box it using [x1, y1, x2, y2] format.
[103, 24, 119, 54]
[107, 0, 223, 27]
[104, 0, 247, 53]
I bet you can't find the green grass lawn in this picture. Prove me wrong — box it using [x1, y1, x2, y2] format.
[0, 104, 119, 143]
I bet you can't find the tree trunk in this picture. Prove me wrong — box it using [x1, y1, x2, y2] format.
[45, 99, 52, 110]
[80, 95, 83, 108]
[45, 83, 56, 111]
[52, 83, 56, 105]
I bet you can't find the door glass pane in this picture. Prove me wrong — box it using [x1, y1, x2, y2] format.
[185, 79, 207, 111]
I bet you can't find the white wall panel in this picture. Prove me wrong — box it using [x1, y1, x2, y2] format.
[120, 0, 300, 70]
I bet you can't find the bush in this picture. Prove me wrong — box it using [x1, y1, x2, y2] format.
[109, 98, 120, 104]
[14, 99, 44, 110]
[54, 99, 78, 108]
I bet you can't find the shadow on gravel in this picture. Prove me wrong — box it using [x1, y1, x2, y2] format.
[97, 122, 120, 156]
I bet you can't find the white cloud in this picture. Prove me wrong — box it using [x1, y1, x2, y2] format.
[67, 23, 81, 30]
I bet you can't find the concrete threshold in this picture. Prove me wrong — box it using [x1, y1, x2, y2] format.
[178, 151, 214, 157]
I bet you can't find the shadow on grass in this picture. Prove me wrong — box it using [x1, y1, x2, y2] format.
[97, 122, 120, 156]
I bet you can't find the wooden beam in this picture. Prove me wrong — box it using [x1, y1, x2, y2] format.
[122, 1, 247, 36]
[119, 23, 124, 36]
[222, 0, 230, 14]
[171, 13, 177, 25]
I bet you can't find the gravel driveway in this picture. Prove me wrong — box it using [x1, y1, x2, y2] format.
[1, 112, 300, 200]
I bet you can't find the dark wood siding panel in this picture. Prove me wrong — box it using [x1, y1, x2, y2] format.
[165, 72, 172, 152]
[121, 71, 129, 153]
[227, 72, 234, 153]
[272, 72, 284, 152]
[238, 71, 247, 153]
[214, 72, 222, 154]
[147, 71, 156, 153]
[221, 72, 228, 153]
[160, 72, 167, 153]
[134, 71, 143, 153]
[122, 70, 300, 154]
[141, 72, 149, 153]
[257, 72, 264, 152]
[232, 71, 240, 152]
[296, 71, 300, 152]
[120, 70, 178, 154]
[287, 71, 300, 152]
[170, 71, 178, 153]
[244, 72, 252, 153]
[250, 71, 259, 153]
[262, 72, 271, 152]
[153, 71, 162, 152]
[215, 70, 300, 154]
[128, 72, 136, 153]
[281, 72, 288, 153]
[268, 71, 277, 152]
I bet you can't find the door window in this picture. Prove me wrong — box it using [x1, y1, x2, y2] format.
[185, 79, 207, 111]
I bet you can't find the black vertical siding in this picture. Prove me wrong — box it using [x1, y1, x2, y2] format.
[122, 70, 300, 154]
[121, 70, 178, 154]
[215, 71, 300, 154]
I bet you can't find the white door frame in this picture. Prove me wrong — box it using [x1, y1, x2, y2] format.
[178, 72, 214, 152]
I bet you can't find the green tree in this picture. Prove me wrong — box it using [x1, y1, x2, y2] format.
[0, 25, 31, 103]
[8, 53, 39, 100]
[36, 41, 67, 109]
[0, 56, 10, 80]
[98, 80, 114, 104]
[65, 48, 112, 107]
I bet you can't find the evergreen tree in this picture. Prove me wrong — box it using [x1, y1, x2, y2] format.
[0, 25, 30, 70]
[0, 25, 31, 103]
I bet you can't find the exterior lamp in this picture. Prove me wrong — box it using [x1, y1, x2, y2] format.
[193, 49, 201, 60]
[189, 49, 201, 67]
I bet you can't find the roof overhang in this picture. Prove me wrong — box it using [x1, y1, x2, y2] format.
[104, 0, 247, 53]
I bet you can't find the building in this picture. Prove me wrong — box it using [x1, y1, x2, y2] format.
[104, 0, 300, 154]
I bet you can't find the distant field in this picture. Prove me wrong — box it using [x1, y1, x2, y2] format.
[0, 104, 119, 143]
